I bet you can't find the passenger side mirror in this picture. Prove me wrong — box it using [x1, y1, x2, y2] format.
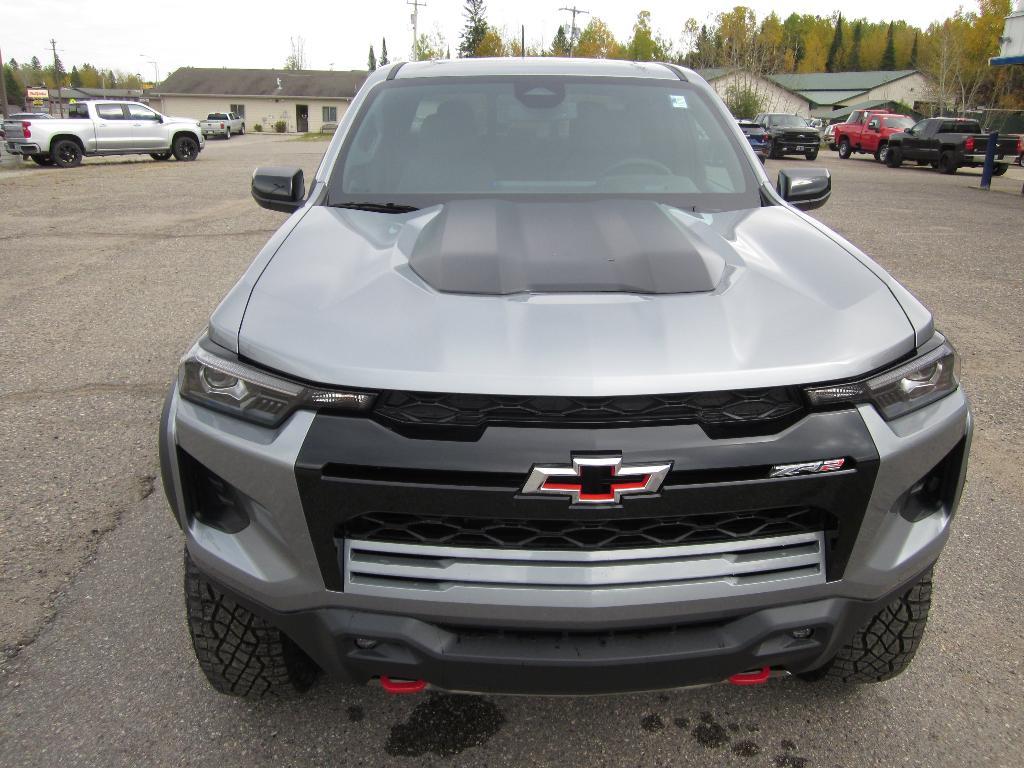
[777, 168, 831, 211]
[251, 167, 305, 213]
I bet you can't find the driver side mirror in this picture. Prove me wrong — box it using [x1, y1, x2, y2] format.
[251, 166, 305, 213]
[777, 168, 831, 211]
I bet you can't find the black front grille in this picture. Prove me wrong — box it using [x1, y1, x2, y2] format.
[373, 388, 805, 438]
[343, 507, 825, 551]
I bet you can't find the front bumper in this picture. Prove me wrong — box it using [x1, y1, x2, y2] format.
[161, 384, 971, 692]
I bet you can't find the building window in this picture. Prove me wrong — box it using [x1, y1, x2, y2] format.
[322, 106, 338, 123]
[230, 104, 245, 118]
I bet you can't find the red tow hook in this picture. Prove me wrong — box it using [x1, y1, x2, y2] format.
[380, 676, 427, 694]
[728, 667, 771, 686]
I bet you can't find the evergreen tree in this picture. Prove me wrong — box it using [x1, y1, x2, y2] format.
[70, 65, 82, 87]
[881, 22, 896, 70]
[848, 22, 862, 71]
[30, 56, 42, 74]
[380, 38, 389, 66]
[4, 63, 25, 105]
[826, 14, 844, 73]
[459, 0, 488, 57]
[551, 25, 570, 56]
[368, 45, 376, 71]
[909, 32, 919, 69]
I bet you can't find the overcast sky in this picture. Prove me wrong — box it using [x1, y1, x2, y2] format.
[5, 0, 977, 78]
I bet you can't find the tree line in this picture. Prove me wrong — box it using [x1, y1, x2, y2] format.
[4, 56, 146, 105]
[427, 0, 1020, 114]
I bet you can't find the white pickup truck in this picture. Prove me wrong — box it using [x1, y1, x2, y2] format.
[2, 100, 204, 168]
[200, 112, 245, 139]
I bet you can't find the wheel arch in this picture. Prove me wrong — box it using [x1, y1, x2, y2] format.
[47, 133, 86, 154]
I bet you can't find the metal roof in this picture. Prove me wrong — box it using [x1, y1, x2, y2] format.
[770, 70, 918, 93]
[795, 89, 872, 106]
[151, 67, 367, 98]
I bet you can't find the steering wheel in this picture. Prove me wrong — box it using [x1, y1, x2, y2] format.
[600, 157, 673, 178]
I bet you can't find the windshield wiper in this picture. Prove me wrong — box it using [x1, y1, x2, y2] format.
[329, 201, 420, 214]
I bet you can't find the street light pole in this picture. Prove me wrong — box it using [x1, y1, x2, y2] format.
[140, 54, 159, 85]
[0, 43, 9, 118]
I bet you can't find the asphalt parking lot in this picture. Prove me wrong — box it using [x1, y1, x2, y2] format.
[0, 134, 1021, 767]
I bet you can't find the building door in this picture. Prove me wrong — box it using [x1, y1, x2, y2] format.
[296, 104, 308, 133]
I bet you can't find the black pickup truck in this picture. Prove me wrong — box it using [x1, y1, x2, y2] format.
[754, 113, 821, 160]
[885, 117, 1022, 175]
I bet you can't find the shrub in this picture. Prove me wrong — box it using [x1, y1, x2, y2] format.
[253, 123, 263, 132]
[274, 120, 287, 133]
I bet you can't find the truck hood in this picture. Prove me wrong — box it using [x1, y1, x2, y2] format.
[231, 201, 918, 396]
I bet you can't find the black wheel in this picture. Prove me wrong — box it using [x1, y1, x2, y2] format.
[184, 549, 318, 698]
[938, 151, 958, 175]
[239, 123, 245, 135]
[172, 135, 200, 161]
[804, 147, 819, 160]
[992, 164, 1008, 177]
[224, 127, 231, 140]
[886, 145, 903, 168]
[30, 154, 53, 166]
[837, 138, 851, 159]
[828, 143, 837, 151]
[800, 568, 933, 684]
[875, 143, 889, 164]
[150, 151, 172, 161]
[51, 139, 83, 168]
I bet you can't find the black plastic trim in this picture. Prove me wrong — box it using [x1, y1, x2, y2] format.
[386, 62, 405, 80]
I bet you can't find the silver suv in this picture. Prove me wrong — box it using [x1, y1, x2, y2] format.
[160, 59, 971, 699]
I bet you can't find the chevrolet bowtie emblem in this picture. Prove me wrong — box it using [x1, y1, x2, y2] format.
[521, 455, 672, 504]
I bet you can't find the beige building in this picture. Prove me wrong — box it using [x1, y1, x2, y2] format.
[699, 68, 930, 119]
[147, 68, 367, 133]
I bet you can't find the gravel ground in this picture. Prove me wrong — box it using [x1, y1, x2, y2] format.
[0, 135, 1021, 767]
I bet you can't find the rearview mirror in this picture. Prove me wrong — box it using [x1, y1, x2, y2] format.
[251, 167, 305, 213]
[777, 168, 831, 211]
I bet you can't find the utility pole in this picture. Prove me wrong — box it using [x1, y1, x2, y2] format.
[408, 0, 426, 60]
[0, 43, 9, 118]
[559, 6, 589, 57]
[521, 25, 526, 58]
[50, 38, 64, 117]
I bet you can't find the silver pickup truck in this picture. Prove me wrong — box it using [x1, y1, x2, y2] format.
[200, 112, 245, 139]
[2, 100, 204, 168]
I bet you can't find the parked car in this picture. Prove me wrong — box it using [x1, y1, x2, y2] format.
[2, 101, 204, 167]
[162, 58, 970, 700]
[753, 113, 821, 159]
[736, 119, 769, 161]
[824, 122, 838, 150]
[200, 112, 245, 139]
[835, 112, 915, 164]
[885, 117, 1022, 174]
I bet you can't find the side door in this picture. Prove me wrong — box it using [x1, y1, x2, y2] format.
[900, 120, 928, 160]
[92, 103, 131, 151]
[126, 103, 167, 149]
[863, 117, 881, 152]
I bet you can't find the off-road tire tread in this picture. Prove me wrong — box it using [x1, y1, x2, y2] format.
[184, 550, 317, 698]
[813, 569, 933, 684]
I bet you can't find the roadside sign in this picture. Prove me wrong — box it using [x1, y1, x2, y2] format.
[27, 88, 48, 100]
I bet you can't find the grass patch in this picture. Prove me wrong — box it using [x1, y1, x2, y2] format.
[290, 132, 333, 142]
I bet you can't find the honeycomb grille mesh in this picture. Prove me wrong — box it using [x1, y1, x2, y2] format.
[373, 388, 805, 430]
[343, 507, 823, 551]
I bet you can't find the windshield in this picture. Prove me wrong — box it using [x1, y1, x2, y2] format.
[769, 115, 807, 128]
[328, 76, 759, 212]
[883, 117, 914, 130]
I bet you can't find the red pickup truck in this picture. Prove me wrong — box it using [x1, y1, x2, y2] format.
[834, 110, 915, 164]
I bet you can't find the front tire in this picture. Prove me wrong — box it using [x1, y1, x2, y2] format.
[938, 150, 958, 175]
[837, 138, 852, 159]
[184, 549, 318, 698]
[886, 145, 903, 168]
[804, 147, 819, 160]
[172, 135, 200, 161]
[800, 568, 933, 684]
[875, 143, 890, 164]
[51, 139, 83, 168]
[992, 164, 1008, 177]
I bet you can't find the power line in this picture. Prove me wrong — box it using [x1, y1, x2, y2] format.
[559, 6, 589, 57]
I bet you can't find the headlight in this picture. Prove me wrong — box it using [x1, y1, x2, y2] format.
[805, 336, 960, 420]
[178, 341, 374, 427]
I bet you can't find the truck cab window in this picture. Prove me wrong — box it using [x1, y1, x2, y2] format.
[96, 104, 127, 120]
